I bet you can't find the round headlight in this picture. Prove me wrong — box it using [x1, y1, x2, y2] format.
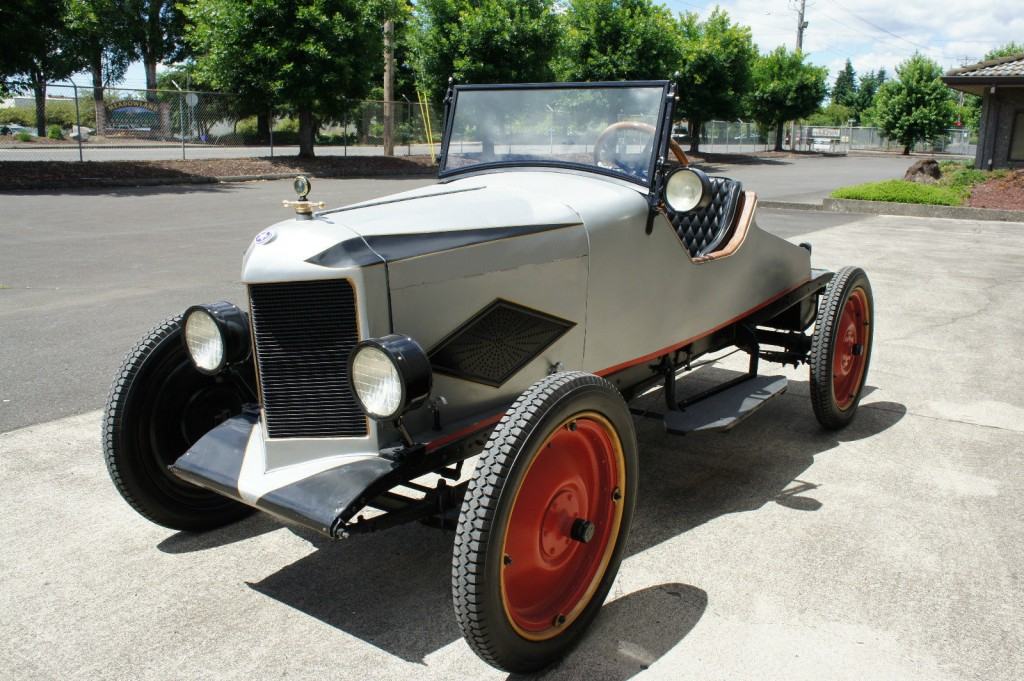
[351, 346, 403, 418]
[349, 335, 432, 421]
[664, 167, 712, 213]
[182, 301, 250, 375]
[184, 309, 225, 373]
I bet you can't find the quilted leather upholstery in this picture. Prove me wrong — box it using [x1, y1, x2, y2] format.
[670, 177, 743, 258]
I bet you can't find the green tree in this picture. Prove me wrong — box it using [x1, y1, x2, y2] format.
[185, 0, 381, 158]
[831, 59, 857, 107]
[0, 1, 88, 135]
[852, 68, 886, 122]
[128, 1, 186, 91]
[747, 46, 828, 151]
[674, 8, 756, 154]
[874, 53, 953, 154]
[806, 102, 853, 126]
[553, 0, 681, 82]
[67, 0, 137, 135]
[412, 0, 559, 101]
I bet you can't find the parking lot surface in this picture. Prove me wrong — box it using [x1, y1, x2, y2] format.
[0, 155, 911, 433]
[1, 173, 1022, 680]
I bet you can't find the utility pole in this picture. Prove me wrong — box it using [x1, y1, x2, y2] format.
[795, 0, 808, 52]
[383, 19, 395, 156]
[789, 0, 809, 151]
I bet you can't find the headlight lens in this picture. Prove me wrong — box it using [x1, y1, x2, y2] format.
[184, 309, 225, 373]
[351, 345, 403, 418]
[348, 334, 432, 422]
[664, 167, 711, 213]
[181, 301, 249, 375]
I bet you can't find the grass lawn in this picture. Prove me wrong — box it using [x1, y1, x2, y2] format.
[831, 161, 1005, 206]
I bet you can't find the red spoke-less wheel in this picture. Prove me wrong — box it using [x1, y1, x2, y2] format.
[453, 372, 638, 673]
[502, 413, 624, 639]
[810, 266, 874, 429]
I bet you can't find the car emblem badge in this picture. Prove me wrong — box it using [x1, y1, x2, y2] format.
[255, 229, 276, 245]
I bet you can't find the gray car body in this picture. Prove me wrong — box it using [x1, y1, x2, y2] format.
[229, 166, 810, 503]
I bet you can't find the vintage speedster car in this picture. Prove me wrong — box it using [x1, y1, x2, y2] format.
[104, 80, 873, 673]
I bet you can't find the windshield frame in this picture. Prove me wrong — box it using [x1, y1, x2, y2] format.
[437, 80, 674, 189]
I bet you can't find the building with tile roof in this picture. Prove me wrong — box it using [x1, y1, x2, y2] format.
[943, 54, 1024, 169]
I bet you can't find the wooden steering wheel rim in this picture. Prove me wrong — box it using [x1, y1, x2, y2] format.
[593, 121, 689, 167]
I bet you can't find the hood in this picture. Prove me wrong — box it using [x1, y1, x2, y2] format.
[323, 181, 582, 237]
[242, 170, 643, 282]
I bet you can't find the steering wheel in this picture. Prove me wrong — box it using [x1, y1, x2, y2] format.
[593, 121, 689, 171]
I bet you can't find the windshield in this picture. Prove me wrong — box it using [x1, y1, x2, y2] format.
[440, 83, 669, 185]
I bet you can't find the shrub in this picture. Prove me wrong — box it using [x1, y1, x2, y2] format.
[831, 180, 964, 206]
[15, 131, 32, 142]
[0, 107, 34, 126]
[235, 116, 257, 136]
[47, 124, 63, 140]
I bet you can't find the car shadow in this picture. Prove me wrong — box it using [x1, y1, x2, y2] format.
[157, 512, 282, 554]
[510, 583, 708, 681]
[183, 367, 906, 669]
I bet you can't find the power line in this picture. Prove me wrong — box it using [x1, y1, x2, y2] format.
[825, 0, 932, 52]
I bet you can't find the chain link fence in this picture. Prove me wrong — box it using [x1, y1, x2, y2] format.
[786, 124, 977, 157]
[692, 120, 774, 154]
[0, 83, 444, 161]
[0, 83, 976, 162]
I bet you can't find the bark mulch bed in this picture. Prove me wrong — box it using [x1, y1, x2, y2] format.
[0, 155, 437, 190]
[968, 170, 1024, 211]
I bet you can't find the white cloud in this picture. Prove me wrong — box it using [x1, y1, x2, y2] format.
[666, 0, 1020, 81]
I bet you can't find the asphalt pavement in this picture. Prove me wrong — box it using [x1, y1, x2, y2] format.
[0, 155, 912, 432]
[1, 202, 1021, 680]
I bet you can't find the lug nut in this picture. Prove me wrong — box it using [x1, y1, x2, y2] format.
[553, 614, 566, 627]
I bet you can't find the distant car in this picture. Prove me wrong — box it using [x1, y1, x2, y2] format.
[105, 80, 874, 674]
[812, 137, 837, 152]
[2, 123, 35, 136]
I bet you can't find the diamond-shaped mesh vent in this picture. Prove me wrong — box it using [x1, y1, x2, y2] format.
[429, 300, 575, 387]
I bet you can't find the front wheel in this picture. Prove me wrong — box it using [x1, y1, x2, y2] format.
[452, 372, 638, 673]
[103, 315, 255, 531]
[809, 266, 874, 429]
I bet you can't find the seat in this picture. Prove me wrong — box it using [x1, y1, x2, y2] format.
[669, 177, 744, 258]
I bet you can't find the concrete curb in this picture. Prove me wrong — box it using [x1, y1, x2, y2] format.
[759, 200, 824, 212]
[823, 198, 1024, 223]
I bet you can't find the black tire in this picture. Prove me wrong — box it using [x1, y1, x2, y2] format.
[452, 371, 639, 673]
[809, 266, 874, 430]
[103, 315, 255, 531]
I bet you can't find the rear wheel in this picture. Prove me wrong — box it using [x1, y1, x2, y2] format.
[809, 266, 874, 429]
[103, 316, 255, 531]
[452, 372, 638, 673]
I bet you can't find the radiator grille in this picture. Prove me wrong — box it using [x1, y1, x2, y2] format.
[249, 280, 367, 438]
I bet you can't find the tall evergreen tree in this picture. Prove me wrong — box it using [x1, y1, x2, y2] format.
[831, 59, 857, 107]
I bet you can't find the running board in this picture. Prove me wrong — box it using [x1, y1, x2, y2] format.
[663, 375, 788, 435]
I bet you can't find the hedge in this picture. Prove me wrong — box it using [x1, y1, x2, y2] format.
[831, 180, 965, 206]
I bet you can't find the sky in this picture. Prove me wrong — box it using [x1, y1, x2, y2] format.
[664, 0, 1021, 81]
[71, 0, 1020, 92]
